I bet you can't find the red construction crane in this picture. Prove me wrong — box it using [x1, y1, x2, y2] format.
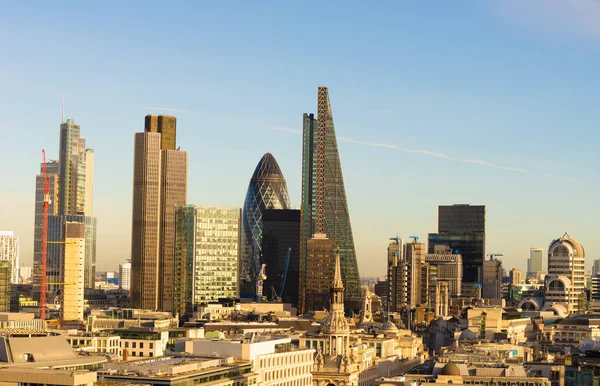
[40, 149, 49, 320]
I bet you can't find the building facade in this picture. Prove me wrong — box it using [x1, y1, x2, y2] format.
[119, 260, 131, 291]
[304, 235, 335, 313]
[0, 261, 10, 311]
[510, 268, 523, 285]
[546, 232, 585, 314]
[261, 209, 300, 305]
[174, 205, 241, 316]
[61, 221, 85, 321]
[130, 115, 187, 312]
[425, 247, 463, 296]
[299, 87, 361, 314]
[482, 257, 503, 300]
[0, 232, 19, 284]
[429, 204, 485, 285]
[528, 247, 544, 275]
[241, 153, 290, 294]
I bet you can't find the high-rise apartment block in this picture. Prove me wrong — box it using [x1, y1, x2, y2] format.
[173, 205, 240, 316]
[241, 153, 290, 295]
[546, 233, 585, 314]
[119, 260, 131, 291]
[429, 204, 485, 284]
[0, 232, 19, 284]
[261, 209, 300, 305]
[60, 222, 85, 321]
[131, 115, 187, 312]
[299, 87, 361, 314]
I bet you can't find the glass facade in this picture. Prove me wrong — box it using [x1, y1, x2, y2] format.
[429, 204, 486, 284]
[241, 153, 290, 284]
[299, 88, 361, 314]
[174, 205, 241, 315]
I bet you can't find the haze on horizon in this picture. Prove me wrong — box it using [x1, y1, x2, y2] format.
[0, 1, 598, 277]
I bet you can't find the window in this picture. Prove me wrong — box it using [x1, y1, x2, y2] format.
[125, 342, 129, 348]
[150, 353, 153, 357]
[150, 343, 154, 349]
[132, 342, 136, 348]
[140, 343, 144, 349]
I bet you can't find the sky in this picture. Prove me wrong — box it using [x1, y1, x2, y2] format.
[0, 1, 598, 277]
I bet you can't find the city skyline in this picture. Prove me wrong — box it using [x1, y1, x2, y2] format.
[1, 2, 598, 278]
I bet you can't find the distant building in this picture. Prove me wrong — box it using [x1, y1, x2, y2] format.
[425, 246, 463, 296]
[119, 260, 131, 291]
[593, 259, 600, 277]
[261, 209, 300, 305]
[130, 115, 187, 312]
[303, 234, 335, 313]
[510, 268, 523, 285]
[0, 231, 19, 284]
[482, 257, 503, 300]
[61, 222, 85, 321]
[19, 265, 32, 284]
[387, 239, 402, 311]
[527, 247, 544, 278]
[174, 205, 241, 316]
[0, 261, 10, 311]
[429, 204, 485, 285]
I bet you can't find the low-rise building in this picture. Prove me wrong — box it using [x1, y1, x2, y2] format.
[0, 367, 97, 386]
[65, 332, 121, 355]
[0, 312, 44, 330]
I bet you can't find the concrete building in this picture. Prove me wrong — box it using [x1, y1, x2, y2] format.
[131, 115, 187, 312]
[118, 260, 131, 291]
[173, 205, 240, 316]
[510, 268, 523, 285]
[387, 239, 401, 311]
[0, 312, 44, 330]
[61, 222, 85, 321]
[546, 233, 585, 315]
[0, 261, 10, 311]
[0, 367, 97, 386]
[425, 246, 463, 296]
[482, 257, 503, 300]
[0, 232, 19, 284]
[65, 332, 120, 355]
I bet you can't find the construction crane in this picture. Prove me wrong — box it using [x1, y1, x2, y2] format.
[40, 149, 50, 320]
[488, 253, 504, 260]
[278, 248, 292, 300]
[409, 235, 419, 243]
[389, 235, 401, 244]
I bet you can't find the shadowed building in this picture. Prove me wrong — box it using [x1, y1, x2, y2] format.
[261, 209, 300, 306]
[299, 87, 361, 314]
[241, 153, 290, 295]
[131, 115, 187, 311]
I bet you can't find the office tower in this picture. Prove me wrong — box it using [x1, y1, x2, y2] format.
[404, 241, 426, 306]
[425, 246, 463, 296]
[428, 204, 485, 284]
[173, 205, 241, 316]
[33, 161, 59, 297]
[119, 260, 131, 291]
[261, 209, 300, 305]
[46, 215, 97, 299]
[388, 240, 426, 313]
[61, 222, 85, 321]
[0, 261, 10, 312]
[482, 256, 503, 300]
[19, 265, 32, 284]
[303, 235, 335, 313]
[546, 232, 585, 314]
[299, 87, 361, 314]
[593, 259, 600, 277]
[241, 153, 290, 293]
[0, 232, 19, 284]
[528, 247, 544, 275]
[387, 239, 402, 310]
[509, 268, 523, 285]
[131, 115, 188, 311]
[145, 114, 176, 150]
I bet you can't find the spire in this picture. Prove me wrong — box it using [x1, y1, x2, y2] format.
[333, 246, 344, 290]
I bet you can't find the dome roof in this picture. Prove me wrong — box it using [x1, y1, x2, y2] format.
[250, 153, 287, 182]
[378, 320, 398, 334]
[441, 362, 462, 376]
[549, 232, 584, 258]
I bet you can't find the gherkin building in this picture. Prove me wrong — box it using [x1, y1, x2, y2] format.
[241, 153, 290, 287]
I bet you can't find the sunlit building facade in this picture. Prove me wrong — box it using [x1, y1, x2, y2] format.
[174, 205, 241, 316]
[0, 232, 19, 284]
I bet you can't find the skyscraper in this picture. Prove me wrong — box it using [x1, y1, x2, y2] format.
[173, 205, 240, 316]
[0, 232, 19, 284]
[119, 260, 131, 291]
[546, 232, 585, 314]
[241, 153, 290, 293]
[299, 87, 361, 313]
[528, 247, 544, 274]
[131, 116, 187, 311]
[60, 222, 85, 321]
[428, 204, 485, 284]
[261, 209, 300, 305]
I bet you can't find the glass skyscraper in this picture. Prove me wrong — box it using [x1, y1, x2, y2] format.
[174, 205, 241, 316]
[299, 87, 361, 313]
[241, 153, 290, 288]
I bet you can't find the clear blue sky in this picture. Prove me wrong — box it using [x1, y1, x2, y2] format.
[1, 1, 598, 277]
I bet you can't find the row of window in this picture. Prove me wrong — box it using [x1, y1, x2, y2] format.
[120, 341, 154, 349]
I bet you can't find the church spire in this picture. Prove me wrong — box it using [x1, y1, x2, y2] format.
[333, 246, 344, 291]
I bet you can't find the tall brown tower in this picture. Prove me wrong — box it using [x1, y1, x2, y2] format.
[131, 115, 187, 311]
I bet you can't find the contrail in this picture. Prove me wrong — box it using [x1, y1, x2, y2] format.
[462, 159, 529, 173]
